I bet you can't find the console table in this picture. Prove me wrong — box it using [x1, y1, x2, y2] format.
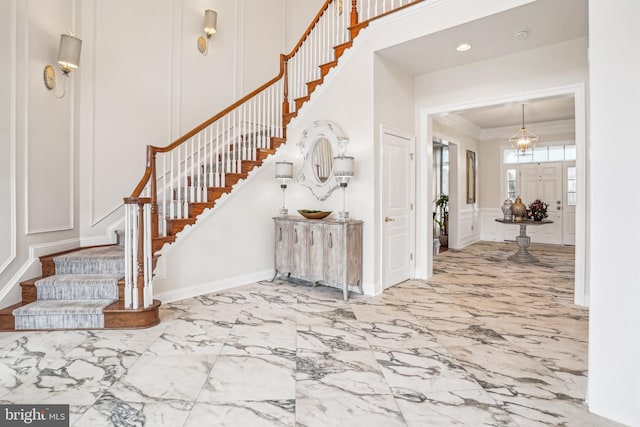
[273, 216, 363, 301]
[495, 219, 553, 263]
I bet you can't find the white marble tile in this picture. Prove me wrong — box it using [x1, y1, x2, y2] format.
[296, 349, 390, 398]
[8, 355, 136, 408]
[295, 395, 406, 427]
[73, 392, 192, 427]
[109, 354, 214, 403]
[184, 400, 295, 427]
[392, 388, 517, 427]
[198, 354, 295, 402]
[297, 323, 370, 353]
[374, 347, 483, 394]
[487, 386, 623, 427]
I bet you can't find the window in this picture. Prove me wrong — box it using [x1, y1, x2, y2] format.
[503, 144, 576, 164]
[567, 166, 577, 206]
[506, 169, 517, 200]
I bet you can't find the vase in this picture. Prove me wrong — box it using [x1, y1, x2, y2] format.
[501, 199, 513, 221]
[511, 196, 527, 221]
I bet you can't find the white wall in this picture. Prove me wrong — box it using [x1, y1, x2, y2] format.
[284, 0, 325, 52]
[587, 0, 640, 425]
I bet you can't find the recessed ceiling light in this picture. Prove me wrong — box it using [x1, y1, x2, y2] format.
[513, 30, 529, 39]
[456, 43, 472, 52]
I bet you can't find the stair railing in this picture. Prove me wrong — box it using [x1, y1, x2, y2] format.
[123, 0, 424, 309]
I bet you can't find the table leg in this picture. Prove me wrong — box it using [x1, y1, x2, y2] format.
[508, 223, 539, 263]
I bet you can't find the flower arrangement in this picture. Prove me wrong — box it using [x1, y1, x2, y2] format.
[528, 199, 549, 221]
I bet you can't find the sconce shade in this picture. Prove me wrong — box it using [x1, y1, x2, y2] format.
[57, 34, 82, 74]
[332, 156, 355, 178]
[204, 10, 217, 37]
[275, 161, 293, 181]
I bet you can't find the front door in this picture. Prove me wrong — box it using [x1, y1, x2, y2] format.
[520, 162, 563, 244]
[381, 128, 414, 289]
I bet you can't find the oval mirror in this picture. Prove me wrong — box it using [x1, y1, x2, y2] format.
[312, 137, 333, 183]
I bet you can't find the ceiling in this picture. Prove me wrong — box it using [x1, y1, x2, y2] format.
[377, 0, 588, 130]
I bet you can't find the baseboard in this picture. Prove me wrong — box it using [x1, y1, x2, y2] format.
[154, 269, 274, 303]
[0, 238, 82, 306]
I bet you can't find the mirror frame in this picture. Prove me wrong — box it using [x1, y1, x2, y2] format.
[297, 121, 349, 201]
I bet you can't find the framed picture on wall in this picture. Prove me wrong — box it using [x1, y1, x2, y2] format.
[466, 150, 476, 204]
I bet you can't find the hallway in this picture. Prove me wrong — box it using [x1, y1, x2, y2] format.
[0, 242, 621, 426]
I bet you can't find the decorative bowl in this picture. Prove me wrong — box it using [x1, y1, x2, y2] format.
[298, 210, 332, 219]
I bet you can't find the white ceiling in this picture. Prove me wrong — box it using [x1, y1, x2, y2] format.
[377, 0, 588, 130]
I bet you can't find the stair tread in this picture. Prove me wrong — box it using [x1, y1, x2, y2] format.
[13, 299, 116, 315]
[37, 274, 124, 282]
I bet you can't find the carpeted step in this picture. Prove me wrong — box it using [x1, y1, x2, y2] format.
[54, 246, 125, 275]
[12, 300, 115, 330]
[35, 274, 120, 300]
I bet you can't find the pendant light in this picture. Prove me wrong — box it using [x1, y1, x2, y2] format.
[508, 104, 539, 155]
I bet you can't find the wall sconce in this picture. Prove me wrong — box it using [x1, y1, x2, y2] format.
[197, 9, 217, 55]
[275, 161, 293, 215]
[43, 33, 82, 98]
[333, 155, 355, 220]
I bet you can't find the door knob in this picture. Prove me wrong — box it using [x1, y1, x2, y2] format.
[384, 216, 395, 222]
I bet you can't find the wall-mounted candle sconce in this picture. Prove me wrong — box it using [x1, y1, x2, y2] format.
[197, 10, 217, 55]
[44, 33, 82, 99]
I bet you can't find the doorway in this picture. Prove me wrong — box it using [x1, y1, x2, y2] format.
[417, 85, 587, 306]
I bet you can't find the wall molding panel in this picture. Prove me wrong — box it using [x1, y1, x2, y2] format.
[0, 0, 18, 275]
[25, 0, 76, 235]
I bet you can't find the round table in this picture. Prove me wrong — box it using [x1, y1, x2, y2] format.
[495, 219, 554, 263]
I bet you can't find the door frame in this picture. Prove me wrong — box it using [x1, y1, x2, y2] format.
[417, 84, 588, 306]
[379, 125, 416, 291]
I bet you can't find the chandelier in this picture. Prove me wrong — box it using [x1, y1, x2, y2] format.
[508, 104, 539, 154]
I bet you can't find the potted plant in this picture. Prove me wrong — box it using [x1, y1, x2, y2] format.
[434, 194, 449, 247]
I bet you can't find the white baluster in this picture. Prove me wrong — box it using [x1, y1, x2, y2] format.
[143, 203, 152, 308]
[124, 204, 132, 308]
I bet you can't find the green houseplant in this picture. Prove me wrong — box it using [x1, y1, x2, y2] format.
[434, 194, 449, 247]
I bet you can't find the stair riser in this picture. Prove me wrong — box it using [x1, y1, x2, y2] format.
[37, 284, 118, 301]
[55, 260, 125, 276]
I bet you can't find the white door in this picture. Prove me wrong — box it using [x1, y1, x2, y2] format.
[519, 162, 563, 244]
[563, 162, 577, 245]
[381, 129, 414, 289]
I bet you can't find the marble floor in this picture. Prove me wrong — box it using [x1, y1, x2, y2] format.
[0, 242, 624, 426]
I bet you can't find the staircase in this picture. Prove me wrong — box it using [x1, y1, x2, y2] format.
[0, 246, 160, 331]
[0, 0, 425, 331]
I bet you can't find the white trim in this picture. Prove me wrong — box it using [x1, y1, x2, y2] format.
[419, 83, 588, 307]
[25, 2, 76, 235]
[1, 0, 18, 275]
[155, 269, 274, 303]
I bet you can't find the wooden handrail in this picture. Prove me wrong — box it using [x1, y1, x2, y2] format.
[285, 0, 333, 61]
